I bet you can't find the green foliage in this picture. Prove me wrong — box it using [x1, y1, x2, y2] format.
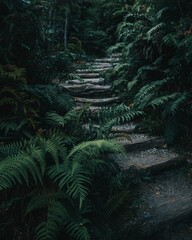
[0, 109, 132, 240]
[0, 65, 40, 140]
[108, 0, 192, 144]
[87, 104, 144, 139]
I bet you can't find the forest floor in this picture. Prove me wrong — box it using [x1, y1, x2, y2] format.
[59, 57, 192, 240]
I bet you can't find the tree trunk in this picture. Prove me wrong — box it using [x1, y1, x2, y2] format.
[64, 3, 69, 48]
[52, 9, 56, 50]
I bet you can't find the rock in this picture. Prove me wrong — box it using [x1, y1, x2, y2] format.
[87, 58, 121, 63]
[74, 73, 101, 78]
[119, 134, 164, 152]
[75, 106, 102, 115]
[75, 68, 107, 73]
[117, 148, 185, 175]
[59, 83, 112, 97]
[65, 78, 105, 85]
[74, 96, 120, 106]
[82, 123, 137, 134]
[85, 63, 115, 69]
[114, 169, 192, 240]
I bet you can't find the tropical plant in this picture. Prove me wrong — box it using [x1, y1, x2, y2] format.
[0, 109, 133, 240]
[107, 0, 192, 144]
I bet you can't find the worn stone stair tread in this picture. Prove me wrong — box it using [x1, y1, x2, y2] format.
[151, 222, 192, 240]
[85, 63, 115, 68]
[119, 133, 164, 151]
[75, 105, 102, 112]
[65, 78, 105, 85]
[76, 68, 107, 73]
[59, 83, 112, 96]
[75, 73, 101, 78]
[114, 170, 192, 239]
[74, 96, 120, 106]
[110, 124, 137, 134]
[87, 58, 120, 63]
[82, 123, 136, 134]
[116, 148, 184, 174]
[85, 65, 114, 69]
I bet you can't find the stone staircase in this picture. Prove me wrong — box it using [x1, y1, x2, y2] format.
[59, 57, 192, 240]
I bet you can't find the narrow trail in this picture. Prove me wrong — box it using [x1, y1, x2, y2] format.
[60, 57, 192, 240]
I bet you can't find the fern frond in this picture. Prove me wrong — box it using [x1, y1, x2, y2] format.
[156, 7, 169, 20]
[0, 147, 44, 190]
[104, 190, 130, 217]
[35, 200, 69, 240]
[65, 219, 91, 240]
[46, 110, 76, 128]
[146, 22, 165, 40]
[99, 104, 144, 132]
[112, 63, 130, 75]
[111, 78, 126, 90]
[162, 92, 189, 118]
[108, 132, 132, 142]
[25, 191, 68, 216]
[147, 93, 181, 109]
[134, 78, 168, 102]
[108, 42, 125, 54]
[68, 140, 125, 160]
[127, 76, 139, 92]
[162, 33, 179, 47]
[0, 118, 19, 136]
[48, 164, 92, 209]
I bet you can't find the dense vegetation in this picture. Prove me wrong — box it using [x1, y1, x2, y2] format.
[107, 0, 192, 145]
[0, 0, 192, 239]
[0, 0, 132, 239]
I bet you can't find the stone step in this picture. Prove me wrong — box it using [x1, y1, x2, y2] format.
[150, 222, 192, 240]
[74, 96, 120, 106]
[116, 148, 184, 175]
[87, 58, 120, 63]
[82, 123, 136, 134]
[75, 105, 102, 115]
[65, 78, 105, 85]
[75, 68, 107, 73]
[60, 83, 112, 97]
[110, 124, 137, 134]
[119, 133, 164, 152]
[75, 73, 101, 78]
[114, 169, 191, 240]
[85, 63, 115, 69]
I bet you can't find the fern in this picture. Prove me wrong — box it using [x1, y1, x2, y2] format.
[97, 104, 144, 136]
[111, 78, 127, 90]
[103, 190, 130, 217]
[48, 164, 92, 209]
[112, 63, 130, 75]
[108, 42, 125, 54]
[65, 219, 91, 240]
[134, 78, 168, 103]
[26, 84, 74, 112]
[146, 93, 181, 109]
[162, 33, 180, 47]
[108, 132, 132, 142]
[156, 7, 169, 20]
[127, 76, 139, 92]
[46, 110, 77, 128]
[35, 200, 69, 240]
[0, 130, 73, 190]
[0, 144, 44, 189]
[162, 92, 189, 119]
[146, 22, 166, 41]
